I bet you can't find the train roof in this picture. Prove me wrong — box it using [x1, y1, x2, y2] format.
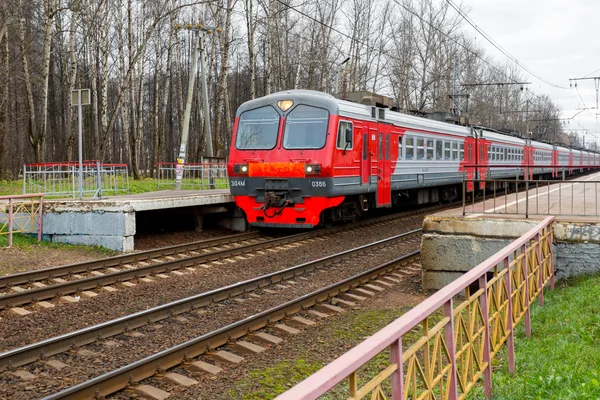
[237, 90, 600, 155]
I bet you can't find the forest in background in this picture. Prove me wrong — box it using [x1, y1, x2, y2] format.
[0, 0, 577, 179]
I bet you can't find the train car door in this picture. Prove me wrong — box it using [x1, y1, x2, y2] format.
[361, 128, 370, 185]
[376, 123, 392, 207]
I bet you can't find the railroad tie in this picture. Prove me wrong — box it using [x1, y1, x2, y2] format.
[189, 360, 222, 375]
[135, 385, 170, 400]
[232, 341, 266, 354]
[163, 372, 198, 387]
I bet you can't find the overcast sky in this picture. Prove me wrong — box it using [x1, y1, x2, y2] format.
[460, 0, 600, 146]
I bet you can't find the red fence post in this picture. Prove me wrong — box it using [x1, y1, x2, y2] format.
[479, 275, 492, 398]
[444, 299, 458, 400]
[390, 337, 404, 400]
[8, 198, 13, 247]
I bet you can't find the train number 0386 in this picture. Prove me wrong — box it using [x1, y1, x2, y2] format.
[311, 180, 327, 188]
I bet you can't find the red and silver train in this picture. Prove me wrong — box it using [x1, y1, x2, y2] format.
[227, 90, 599, 228]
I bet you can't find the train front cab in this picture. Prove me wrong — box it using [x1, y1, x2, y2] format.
[227, 91, 398, 228]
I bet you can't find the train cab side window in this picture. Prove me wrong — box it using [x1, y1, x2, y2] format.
[398, 136, 403, 160]
[336, 121, 354, 150]
[436, 140, 443, 160]
[405, 136, 414, 160]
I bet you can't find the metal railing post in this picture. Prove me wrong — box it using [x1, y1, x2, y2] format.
[444, 299, 458, 400]
[462, 170, 466, 216]
[536, 232, 544, 306]
[522, 243, 531, 338]
[22, 165, 26, 194]
[479, 274, 492, 398]
[96, 161, 102, 199]
[504, 258, 515, 374]
[390, 338, 404, 399]
[38, 196, 43, 242]
[8, 198, 13, 247]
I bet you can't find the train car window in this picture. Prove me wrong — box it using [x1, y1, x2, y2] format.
[363, 133, 368, 160]
[416, 138, 425, 160]
[235, 105, 280, 150]
[283, 105, 329, 149]
[336, 121, 354, 150]
[436, 140, 443, 160]
[503, 148, 507, 161]
[459, 143, 464, 160]
[398, 136, 403, 160]
[379, 133, 383, 159]
[426, 139, 434, 160]
[444, 142, 451, 161]
[452, 142, 458, 161]
[405, 136, 414, 160]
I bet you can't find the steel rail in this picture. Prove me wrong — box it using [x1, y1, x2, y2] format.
[0, 204, 444, 309]
[0, 231, 262, 289]
[41, 251, 421, 400]
[0, 229, 421, 371]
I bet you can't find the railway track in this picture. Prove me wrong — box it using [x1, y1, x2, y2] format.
[0, 203, 447, 312]
[1, 226, 422, 399]
[40, 250, 422, 400]
[0, 228, 421, 371]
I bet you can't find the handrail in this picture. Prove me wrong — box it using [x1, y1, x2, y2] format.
[0, 194, 44, 247]
[277, 216, 555, 400]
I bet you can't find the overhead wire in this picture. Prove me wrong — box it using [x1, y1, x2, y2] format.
[445, 0, 569, 90]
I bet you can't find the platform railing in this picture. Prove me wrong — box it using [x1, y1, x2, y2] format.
[23, 162, 130, 198]
[0, 194, 44, 247]
[156, 162, 229, 190]
[462, 178, 600, 217]
[276, 216, 555, 400]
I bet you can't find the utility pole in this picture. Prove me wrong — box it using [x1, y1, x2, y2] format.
[174, 23, 221, 190]
[569, 76, 600, 109]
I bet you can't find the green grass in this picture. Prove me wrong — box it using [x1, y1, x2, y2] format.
[0, 232, 117, 255]
[0, 179, 23, 196]
[226, 308, 423, 400]
[1, 177, 229, 198]
[468, 273, 600, 399]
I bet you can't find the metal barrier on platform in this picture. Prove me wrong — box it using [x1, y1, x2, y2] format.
[23, 162, 130, 198]
[277, 216, 555, 400]
[0, 194, 44, 247]
[156, 162, 229, 190]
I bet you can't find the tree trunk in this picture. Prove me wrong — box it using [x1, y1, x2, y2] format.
[0, 22, 7, 178]
[244, 0, 256, 99]
[65, 6, 78, 161]
[214, 0, 233, 156]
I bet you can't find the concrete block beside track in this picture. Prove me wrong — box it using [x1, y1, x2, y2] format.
[422, 210, 600, 290]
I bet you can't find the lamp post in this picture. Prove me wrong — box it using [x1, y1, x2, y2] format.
[174, 23, 221, 190]
[71, 89, 90, 199]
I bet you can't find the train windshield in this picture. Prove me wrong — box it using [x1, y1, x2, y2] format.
[235, 106, 280, 150]
[283, 105, 329, 149]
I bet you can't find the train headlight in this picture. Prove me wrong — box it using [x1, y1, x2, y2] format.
[234, 164, 249, 174]
[305, 164, 321, 175]
[277, 100, 294, 112]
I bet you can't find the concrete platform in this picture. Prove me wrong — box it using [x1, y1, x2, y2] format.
[422, 171, 600, 290]
[42, 190, 239, 251]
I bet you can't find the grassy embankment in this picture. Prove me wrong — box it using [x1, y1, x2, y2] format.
[229, 274, 600, 399]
